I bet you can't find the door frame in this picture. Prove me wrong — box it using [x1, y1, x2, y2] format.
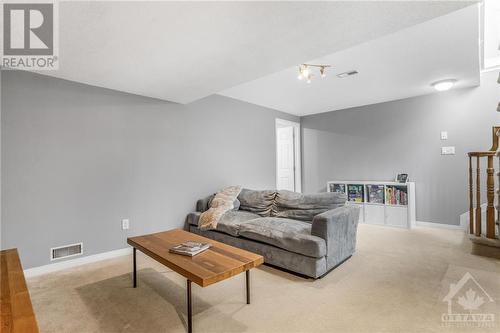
[275, 118, 301, 193]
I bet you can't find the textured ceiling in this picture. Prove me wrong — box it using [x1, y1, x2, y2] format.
[220, 5, 480, 115]
[33, 1, 476, 105]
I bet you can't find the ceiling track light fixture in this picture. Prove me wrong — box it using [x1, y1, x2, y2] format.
[297, 64, 331, 83]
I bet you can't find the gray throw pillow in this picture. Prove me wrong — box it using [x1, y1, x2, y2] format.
[238, 189, 276, 217]
[273, 190, 347, 221]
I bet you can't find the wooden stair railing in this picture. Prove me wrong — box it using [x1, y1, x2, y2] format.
[468, 126, 499, 240]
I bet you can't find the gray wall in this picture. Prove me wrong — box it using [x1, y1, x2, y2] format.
[302, 70, 500, 225]
[1, 70, 298, 268]
[2, 69, 499, 268]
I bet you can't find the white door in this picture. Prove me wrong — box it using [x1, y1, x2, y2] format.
[276, 126, 295, 191]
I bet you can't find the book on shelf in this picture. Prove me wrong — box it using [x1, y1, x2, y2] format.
[347, 184, 364, 202]
[385, 186, 408, 205]
[330, 183, 346, 194]
[169, 241, 211, 257]
[367, 185, 384, 204]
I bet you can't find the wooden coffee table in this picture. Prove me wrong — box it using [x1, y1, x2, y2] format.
[127, 229, 264, 333]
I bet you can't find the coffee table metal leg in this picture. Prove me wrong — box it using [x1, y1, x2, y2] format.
[133, 247, 137, 288]
[246, 270, 250, 304]
[187, 279, 192, 333]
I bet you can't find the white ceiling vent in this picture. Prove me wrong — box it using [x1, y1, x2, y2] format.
[337, 70, 359, 78]
[51, 243, 83, 261]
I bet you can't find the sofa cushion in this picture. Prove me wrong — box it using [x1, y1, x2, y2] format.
[238, 217, 326, 258]
[187, 211, 260, 237]
[215, 210, 261, 236]
[238, 189, 276, 217]
[273, 190, 347, 221]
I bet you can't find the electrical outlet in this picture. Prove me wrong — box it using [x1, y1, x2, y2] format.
[441, 146, 455, 155]
[121, 219, 130, 230]
[440, 131, 448, 140]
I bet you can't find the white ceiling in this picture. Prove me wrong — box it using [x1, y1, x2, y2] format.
[35, 1, 477, 105]
[220, 5, 480, 116]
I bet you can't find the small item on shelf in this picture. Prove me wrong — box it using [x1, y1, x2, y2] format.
[169, 241, 211, 257]
[367, 185, 384, 204]
[347, 184, 364, 202]
[396, 173, 409, 183]
[330, 183, 346, 194]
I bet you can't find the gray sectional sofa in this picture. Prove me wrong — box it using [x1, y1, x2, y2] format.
[186, 189, 360, 278]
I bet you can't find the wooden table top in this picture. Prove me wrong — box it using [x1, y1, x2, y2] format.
[128, 229, 264, 287]
[0, 249, 39, 333]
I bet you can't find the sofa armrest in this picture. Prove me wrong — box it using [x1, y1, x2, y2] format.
[196, 194, 215, 212]
[311, 205, 360, 266]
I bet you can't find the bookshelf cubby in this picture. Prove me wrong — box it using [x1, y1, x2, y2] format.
[347, 184, 364, 203]
[327, 180, 416, 228]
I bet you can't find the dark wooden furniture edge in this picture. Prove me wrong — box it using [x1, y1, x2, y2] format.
[1, 248, 39, 333]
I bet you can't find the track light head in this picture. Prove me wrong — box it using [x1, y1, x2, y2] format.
[298, 63, 330, 83]
[302, 66, 310, 78]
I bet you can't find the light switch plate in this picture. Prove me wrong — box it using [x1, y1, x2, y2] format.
[441, 146, 455, 155]
[121, 219, 130, 230]
[440, 131, 448, 140]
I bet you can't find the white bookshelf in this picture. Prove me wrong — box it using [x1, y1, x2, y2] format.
[327, 180, 416, 229]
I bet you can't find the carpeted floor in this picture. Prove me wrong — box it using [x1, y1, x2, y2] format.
[27, 224, 500, 333]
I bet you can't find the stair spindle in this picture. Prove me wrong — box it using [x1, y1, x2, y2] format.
[468, 156, 474, 234]
[475, 156, 481, 236]
[487, 155, 495, 238]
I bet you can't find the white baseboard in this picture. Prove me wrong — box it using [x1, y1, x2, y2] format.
[415, 221, 465, 231]
[24, 247, 132, 278]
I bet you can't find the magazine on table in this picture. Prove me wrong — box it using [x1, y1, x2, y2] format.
[169, 241, 211, 256]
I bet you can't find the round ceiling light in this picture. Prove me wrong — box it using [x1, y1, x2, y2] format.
[432, 79, 457, 92]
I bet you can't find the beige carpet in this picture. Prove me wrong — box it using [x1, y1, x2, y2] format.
[27, 224, 500, 333]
